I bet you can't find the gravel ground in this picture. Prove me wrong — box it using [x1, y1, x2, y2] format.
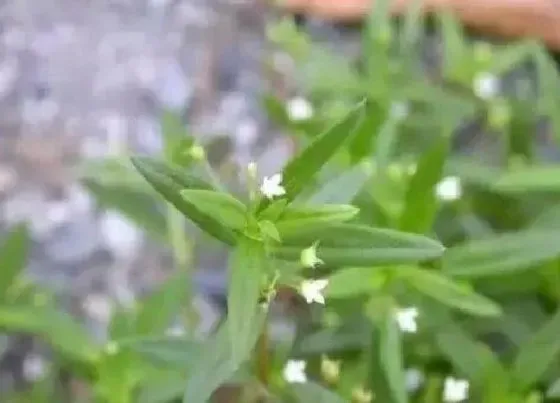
[0, 0, 288, 392]
[0, 0, 558, 396]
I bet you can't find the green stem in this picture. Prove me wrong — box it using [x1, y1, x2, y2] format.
[166, 205, 198, 334]
[422, 374, 442, 403]
[255, 319, 270, 386]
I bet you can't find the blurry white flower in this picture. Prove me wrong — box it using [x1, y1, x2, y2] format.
[260, 173, 286, 199]
[405, 368, 425, 392]
[286, 97, 313, 121]
[390, 101, 409, 121]
[473, 72, 499, 99]
[300, 242, 323, 269]
[300, 279, 329, 304]
[436, 176, 462, 201]
[283, 359, 307, 383]
[396, 307, 419, 333]
[82, 294, 113, 324]
[443, 377, 469, 402]
[23, 354, 47, 381]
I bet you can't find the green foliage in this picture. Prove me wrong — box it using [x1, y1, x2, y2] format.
[6, 2, 560, 403]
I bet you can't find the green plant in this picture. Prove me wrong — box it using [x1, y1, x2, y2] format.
[6, 2, 560, 403]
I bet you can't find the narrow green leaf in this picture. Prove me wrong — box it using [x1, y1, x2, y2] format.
[0, 305, 99, 365]
[134, 272, 188, 336]
[295, 321, 370, 355]
[399, 136, 449, 233]
[489, 41, 534, 75]
[121, 336, 200, 370]
[373, 113, 403, 174]
[493, 165, 560, 193]
[437, 323, 508, 389]
[275, 204, 358, 238]
[228, 235, 266, 362]
[513, 309, 560, 390]
[277, 101, 366, 203]
[379, 313, 408, 403]
[400, 0, 424, 54]
[273, 224, 445, 266]
[443, 230, 560, 277]
[130, 157, 236, 245]
[401, 267, 501, 317]
[308, 163, 372, 204]
[291, 382, 346, 403]
[326, 267, 386, 299]
[183, 314, 264, 403]
[439, 11, 468, 80]
[180, 189, 247, 232]
[304, 47, 364, 95]
[348, 101, 386, 163]
[532, 202, 560, 229]
[0, 224, 29, 300]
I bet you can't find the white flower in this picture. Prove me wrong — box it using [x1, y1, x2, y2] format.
[436, 176, 462, 201]
[473, 72, 499, 100]
[286, 97, 313, 121]
[396, 307, 419, 333]
[283, 359, 307, 383]
[300, 279, 329, 304]
[23, 354, 47, 381]
[390, 101, 409, 121]
[405, 368, 425, 392]
[443, 377, 469, 402]
[260, 173, 286, 199]
[300, 242, 323, 269]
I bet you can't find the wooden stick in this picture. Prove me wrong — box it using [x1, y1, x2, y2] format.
[278, 0, 560, 50]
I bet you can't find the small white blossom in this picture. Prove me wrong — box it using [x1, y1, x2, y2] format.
[390, 101, 409, 121]
[443, 377, 469, 402]
[260, 173, 286, 199]
[300, 242, 323, 269]
[473, 72, 499, 100]
[23, 355, 47, 381]
[396, 307, 419, 333]
[436, 176, 462, 201]
[300, 279, 329, 304]
[286, 97, 313, 121]
[283, 359, 307, 383]
[405, 368, 425, 392]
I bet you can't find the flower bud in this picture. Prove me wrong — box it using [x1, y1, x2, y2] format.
[320, 355, 341, 385]
[300, 242, 323, 269]
[352, 385, 374, 403]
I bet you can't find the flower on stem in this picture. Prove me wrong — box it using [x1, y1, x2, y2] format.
[436, 176, 462, 202]
[396, 306, 419, 333]
[300, 242, 323, 269]
[283, 359, 307, 384]
[260, 173, 286, 199]
[443, 377, 469, 402]
[187, 144, 205, 161]
[473, 72, 499, 100]
[286, 96, 313, 121]
[405, 368, 425, 392]
[300, 278, 329, 304]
